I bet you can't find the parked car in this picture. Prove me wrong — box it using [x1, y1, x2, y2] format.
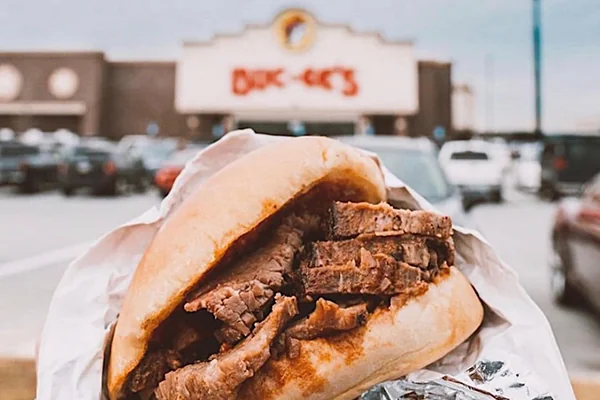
[0, 140, 39, 186]
[57, 141, 147, 196]
[540, 134, 600, 200]
[155, 145, 206, 197]
[550, 173, 600, 311]
[439, 140, 505, 203]
[17, 150, 62, 193]
[337, 136, 468, 226]
[514, 142, 542, 192]
[139, 139, 178, 181]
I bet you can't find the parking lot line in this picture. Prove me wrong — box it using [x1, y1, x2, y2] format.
[0, 242, 93, 279]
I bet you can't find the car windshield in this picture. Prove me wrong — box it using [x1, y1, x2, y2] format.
[143, 142, 176, 159]
[361, 146, 453, 203]
[565, 141, 600, 163]
[450, 151, 489, 161]
[544, 136, 600, 155]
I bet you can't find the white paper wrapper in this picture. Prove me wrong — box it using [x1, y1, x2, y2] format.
[36, 130, 575, 400]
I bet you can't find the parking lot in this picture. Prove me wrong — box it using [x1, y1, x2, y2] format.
[1, 183, 600, 374]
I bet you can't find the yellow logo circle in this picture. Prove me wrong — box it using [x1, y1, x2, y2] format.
[274, 9, 316, 52]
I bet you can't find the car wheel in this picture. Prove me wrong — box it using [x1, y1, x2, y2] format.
[105, 176, 129, 196]
[113, 176, 129, 196]
[61, 186, 74, 197]
[539, 184, 558, 202]
[134, 176, 149, 194]
[551, 267, 579, 307]
[19, 182, 35, 194]
[462, 197, 474, 212]
[492, 189, 503, 203]
[19, 173, 40, 193]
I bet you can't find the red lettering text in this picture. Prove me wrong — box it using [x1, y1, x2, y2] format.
[339, 68, 358, 97]
[232, 68, 283, 95]
[232, 68, 251, 96]
[231, 67, 359, 97]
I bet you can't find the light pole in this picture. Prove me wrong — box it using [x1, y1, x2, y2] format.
[533, 0, 543, 137]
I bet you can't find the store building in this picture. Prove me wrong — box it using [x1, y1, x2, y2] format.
[0, 9, 454, 140]
[452, 83, 476, 134]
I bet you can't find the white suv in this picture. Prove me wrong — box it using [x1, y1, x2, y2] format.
[438, 140, 505, 203]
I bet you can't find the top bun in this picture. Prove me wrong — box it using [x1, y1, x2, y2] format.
[107, 136, 387, 399]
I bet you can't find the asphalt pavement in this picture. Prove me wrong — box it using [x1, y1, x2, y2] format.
[0, 188, 157, 264]
[0, 188, 158, 357]
[1, 185, 599, 374]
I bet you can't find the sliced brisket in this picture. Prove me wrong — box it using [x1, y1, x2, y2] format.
[307, 233, 454, 270]
[155, 296, 298, 400]
[286, 298, 368, 340]
[172, 324, 207, 355]
[186, 280, 276, 341]
[184, 213, 319, 345]
[273, 299, 369, 360]
[128, 349, 182, 393]
[300, 248, 428, 296]
[329, 202, 452, 239]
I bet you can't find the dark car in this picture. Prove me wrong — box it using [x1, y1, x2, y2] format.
[18, 150, 62, 193]
[540, 134, 600, 200]
[0, 140, 39, 187]
[550, 173, 600, 311]
[58, 142, 147, 196]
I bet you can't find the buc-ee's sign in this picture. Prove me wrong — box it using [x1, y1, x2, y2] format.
[231, 67, 359, 97]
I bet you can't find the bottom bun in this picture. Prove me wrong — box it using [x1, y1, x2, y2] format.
[239, 266, 483, 400]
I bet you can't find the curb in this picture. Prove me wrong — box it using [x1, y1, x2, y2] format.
[570, 372, 600, 400]
[0, 358, 36, 400]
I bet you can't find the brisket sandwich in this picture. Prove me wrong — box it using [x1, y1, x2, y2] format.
[106, 137, 484, 400]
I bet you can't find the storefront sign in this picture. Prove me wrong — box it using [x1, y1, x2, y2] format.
[176, 10, 418, 116]
[231, 67, 358, 97]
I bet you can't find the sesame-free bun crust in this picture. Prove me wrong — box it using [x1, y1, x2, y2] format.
[107, 137, 387, 399]
[239, 266, 483, 400]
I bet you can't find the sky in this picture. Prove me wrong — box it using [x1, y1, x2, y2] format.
[1, 0, 599, 133]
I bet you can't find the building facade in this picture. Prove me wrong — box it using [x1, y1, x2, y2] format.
[0, 10, 454, 140]
[452, 83, 476, 134]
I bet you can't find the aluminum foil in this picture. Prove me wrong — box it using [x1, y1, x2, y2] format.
[360, 358, 555, 400]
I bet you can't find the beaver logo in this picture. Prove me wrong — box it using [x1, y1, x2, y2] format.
[274, 9, 316, 52]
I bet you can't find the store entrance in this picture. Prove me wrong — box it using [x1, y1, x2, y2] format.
[237, 120, 355, 137]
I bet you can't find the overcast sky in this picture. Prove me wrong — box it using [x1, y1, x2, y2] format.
[1, 0, 599, 132]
